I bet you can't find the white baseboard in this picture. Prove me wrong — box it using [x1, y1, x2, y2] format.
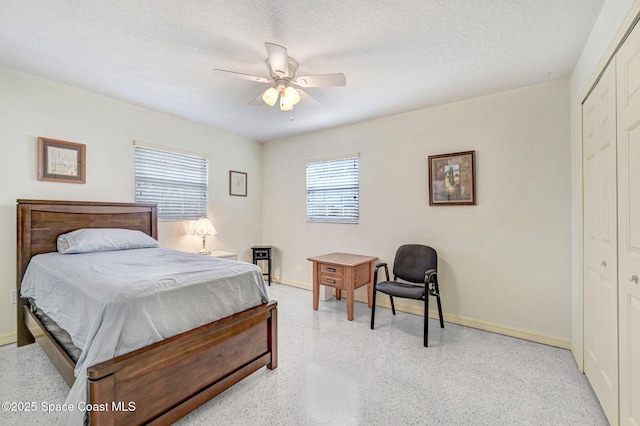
[572, 344, 584, 373]
[275, 280, 571, 350]
[441, 312, 571, 349]
[0, 332, 16, 347]
[276, 278, 312, 291]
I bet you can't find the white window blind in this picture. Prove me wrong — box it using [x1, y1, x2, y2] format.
[306, 154, 359, 223]
[135, 145, 208, 221]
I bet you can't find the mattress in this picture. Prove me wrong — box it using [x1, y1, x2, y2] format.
[27, 297, 82, 363]
[20, 247, 269, 425]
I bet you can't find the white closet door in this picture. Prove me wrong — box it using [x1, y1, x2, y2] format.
[583, 60, 619, 425]
[617, 20, 640, 426]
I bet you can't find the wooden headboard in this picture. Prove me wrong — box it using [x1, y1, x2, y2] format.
[16, 199, 157, 346]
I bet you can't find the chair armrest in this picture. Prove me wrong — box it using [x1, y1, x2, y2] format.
[424, 269, 437, 283]
[425, 269, 438, 295]
[374, 262, 390, 283]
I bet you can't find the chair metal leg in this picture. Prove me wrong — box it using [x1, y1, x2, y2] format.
[424, 294, 429, 347]
[433, 281, 444, 328]
[390, 295, 396, 315]
[370, 288, 377, 329]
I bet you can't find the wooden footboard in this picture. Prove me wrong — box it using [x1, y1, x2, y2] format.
[87, 301, 277, 425]
[24, 298, 277, 425]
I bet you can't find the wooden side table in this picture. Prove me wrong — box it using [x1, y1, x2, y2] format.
[307, 252, 378, 321]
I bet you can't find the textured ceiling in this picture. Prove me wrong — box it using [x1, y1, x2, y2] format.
[0, 0, 603, 142]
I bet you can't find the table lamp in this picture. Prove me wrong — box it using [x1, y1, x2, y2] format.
[191, 217, 217, 255]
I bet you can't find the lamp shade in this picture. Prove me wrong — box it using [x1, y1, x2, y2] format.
[192, 217, 217, 237]
[262, 87, 279, 107]
[284, 86, 301, 105]
[280, 96, 293, 111]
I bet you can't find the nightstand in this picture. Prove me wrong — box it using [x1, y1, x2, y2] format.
[210, 251, 237, 260]
[252, 245, 272, 286]
[307, 252, 378, 321]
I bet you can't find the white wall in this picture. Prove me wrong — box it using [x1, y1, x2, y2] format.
[0, 67, 263, 340]
[569, 0, 638, 366]
[263, 79, 573, 346]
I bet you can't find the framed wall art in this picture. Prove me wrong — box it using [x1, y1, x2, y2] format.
[38, 137, 86, 184]
[229, 170, 247, 197]
[428, 150, 476, 205]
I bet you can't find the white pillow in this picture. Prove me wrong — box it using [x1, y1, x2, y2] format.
[57, 228, 159, 254]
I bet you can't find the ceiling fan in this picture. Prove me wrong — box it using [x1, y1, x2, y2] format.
[212, 42, 346, 111]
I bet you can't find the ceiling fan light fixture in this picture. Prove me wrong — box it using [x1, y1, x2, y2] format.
[262, 87, 279, 106]
[284, 86, 301, 105]
[217, 42, 345, 111]
[280, 96, 294, 111]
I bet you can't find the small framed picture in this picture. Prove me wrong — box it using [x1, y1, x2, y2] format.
[38, 137, 86, 184]
[428, 150, 476, 205]
[229, 170, 247, 197]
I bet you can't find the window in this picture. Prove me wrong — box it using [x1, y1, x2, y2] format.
[134, 142, 209, 221]
[306, 154, 359, 223]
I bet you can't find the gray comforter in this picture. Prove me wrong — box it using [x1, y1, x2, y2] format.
[21, 247, 269, 425]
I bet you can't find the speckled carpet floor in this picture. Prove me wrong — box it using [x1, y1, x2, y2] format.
[0, 283, 607, 425]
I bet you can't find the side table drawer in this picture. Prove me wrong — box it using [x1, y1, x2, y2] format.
[254, 250, 270, 259]
[320, 264, 344, 276]
[319, 274, 344, 289]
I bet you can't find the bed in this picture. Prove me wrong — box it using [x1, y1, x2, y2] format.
[16, 199, 278, 425]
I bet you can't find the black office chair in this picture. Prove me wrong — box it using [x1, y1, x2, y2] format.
[370, 244, 444, 347]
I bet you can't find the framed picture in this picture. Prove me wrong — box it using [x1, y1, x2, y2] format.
[428, 150, 476, 205]
[229, 170, 247, 197]
[38, 137, 86, 184]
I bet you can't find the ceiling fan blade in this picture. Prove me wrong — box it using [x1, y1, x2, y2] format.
[249, 89, 268, 106]
[294, 73, 346, 88]
[212, 69, 270, 83]
[298, 88, 320, 105]
[265, 42, 289, 76]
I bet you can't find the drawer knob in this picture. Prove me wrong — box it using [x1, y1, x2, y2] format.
[326, 279, 336, 284]
[327, 267, 336, 272]
[630, 274, 639, 284]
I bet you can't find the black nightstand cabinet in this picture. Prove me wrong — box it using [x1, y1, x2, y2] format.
[252, 245, 272, 286]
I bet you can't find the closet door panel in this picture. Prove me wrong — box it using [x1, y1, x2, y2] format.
[583, 60, 619, 425]
[617, 19, 640, 426]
